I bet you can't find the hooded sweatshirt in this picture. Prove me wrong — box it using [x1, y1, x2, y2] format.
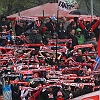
[76, 28, 85, 44]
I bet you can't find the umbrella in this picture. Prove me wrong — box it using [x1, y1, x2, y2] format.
[69, 9, 89, 15]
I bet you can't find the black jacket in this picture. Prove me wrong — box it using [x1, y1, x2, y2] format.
[45, 22, 56, 34]
[56, 28, 67, 39]
[11, 85, 21, 100]
[73, 86, 93, 98]
[68, 34, 78, 49]
[76, 56, 83, 62]
[42, 90, 55, 100]
[61, 89, 72, 100]
[0, 20, 8, 31]
[94, 27, 100, 41]
[15, 22, 34, 36]
[82, 29, 95, 41]
[42, 86, 59, 100]
[24, 32, 42, 44]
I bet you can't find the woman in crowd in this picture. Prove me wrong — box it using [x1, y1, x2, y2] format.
[56, 22, 67, 39]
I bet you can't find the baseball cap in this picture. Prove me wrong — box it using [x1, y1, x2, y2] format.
[50, 16, 57, 21]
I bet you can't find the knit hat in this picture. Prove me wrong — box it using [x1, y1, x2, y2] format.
[1, 15, 6, 20]
[45, 18, 50, 21]
[76, 28, 82, 33]
[57, 91, 63, 96]
[53, 32, 58, 36]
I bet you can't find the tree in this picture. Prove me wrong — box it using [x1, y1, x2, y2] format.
[0, 0, 35, 15]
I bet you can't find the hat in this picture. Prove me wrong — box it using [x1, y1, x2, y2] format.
[42, 26, 47, 33]
[57, 91, 63, 96]
[45, 18, 50, 20]
[1, 15, 6, 20]
[53, 32, 58, 36]
[76, 28, 81, 33]
[50, 16, 57, 21]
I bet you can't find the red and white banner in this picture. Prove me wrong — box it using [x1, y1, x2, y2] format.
[82, 95, 99, 100]
[74, 44, 95, 52]
[72, 90, 100, 100]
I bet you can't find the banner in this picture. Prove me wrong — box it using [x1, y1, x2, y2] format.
[58, 0, 78, 11]
[71, 90, 100, 100]
[82, 95, 99, 100]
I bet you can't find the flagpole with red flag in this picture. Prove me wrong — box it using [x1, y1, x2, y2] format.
[98, 35, 100, 57]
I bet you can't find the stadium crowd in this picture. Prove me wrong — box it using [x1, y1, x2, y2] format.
[0, 14, 100, 100]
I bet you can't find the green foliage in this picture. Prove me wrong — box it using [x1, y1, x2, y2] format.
[0, 0, 35, 15]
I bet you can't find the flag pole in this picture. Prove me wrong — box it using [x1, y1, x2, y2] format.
[90, 0, 93, 21]
[18, 9, 20, 16]
[90, 0, 93, 17]
[43, 10, 45, 23]
[56, 8, 59, 65]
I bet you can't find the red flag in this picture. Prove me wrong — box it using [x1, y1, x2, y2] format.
[82, 95, 99, 100]
[98, 35, 100, 57]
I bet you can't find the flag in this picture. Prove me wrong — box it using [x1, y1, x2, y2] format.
[82, 95, 99, 100]
[98, 35, 100, 57]
[94, 35, 100, 71]
[72, 90, 100, 100]
[18, 9, 20, 16]
[93, 56, 100, 70]
[58, 0, 78, 11]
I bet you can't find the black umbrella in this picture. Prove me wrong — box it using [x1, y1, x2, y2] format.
[69, 9, 89, 15]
